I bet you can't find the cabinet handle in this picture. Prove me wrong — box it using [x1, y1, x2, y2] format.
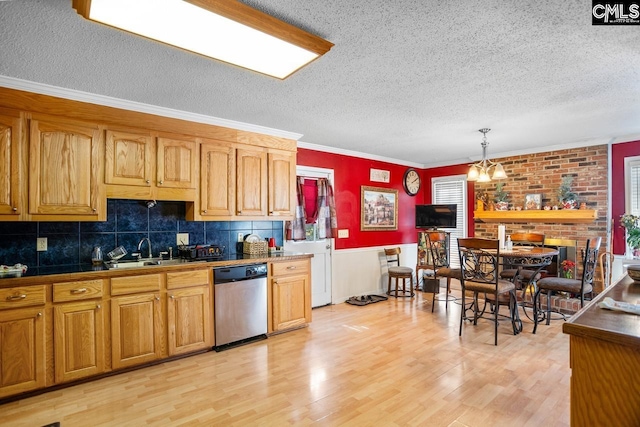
[170, 295, 175, 300]
[96, 304, 101, 310]
[286, 266, 297, 270]
[37, 312, 42, 318]
[155, 296, 160, 301]
[202, 210, 207, 214]
[146, 179, 150, 184]
[274, 279, 278, 284]
[12, 207, 17, 212]
[159, 180, 163, 185]
[237, 211, 242, 214]
[71, 288, 87, 294]
[6, 294, 26, 301]
[92, 208, 97, 212]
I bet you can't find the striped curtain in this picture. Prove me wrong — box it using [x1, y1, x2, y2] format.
[287, 177, 338, 240]
[317, 178, 338, 239]
[286, 176, 307, 241]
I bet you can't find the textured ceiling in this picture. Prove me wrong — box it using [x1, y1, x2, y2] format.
[1, 0, 639, 167]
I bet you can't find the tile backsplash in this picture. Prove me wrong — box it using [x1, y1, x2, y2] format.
[0, 200, 284, 267]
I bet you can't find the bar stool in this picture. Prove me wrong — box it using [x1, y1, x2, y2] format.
[384, 247, 414, 298]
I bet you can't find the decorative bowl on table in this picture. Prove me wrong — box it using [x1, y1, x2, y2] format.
[627, 265, 640, 282]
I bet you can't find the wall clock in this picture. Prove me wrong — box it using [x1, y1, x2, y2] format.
[402, 168, 421, 196]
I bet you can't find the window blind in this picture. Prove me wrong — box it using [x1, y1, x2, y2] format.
[432, 176, 467, 267]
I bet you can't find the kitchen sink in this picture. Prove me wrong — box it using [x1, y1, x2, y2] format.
[104, 258, 201, 269]
[105, 259, 158, 269]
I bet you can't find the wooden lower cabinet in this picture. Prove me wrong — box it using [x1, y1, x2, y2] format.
[53, 300, 105, 383]
[0, 306, 46, 399]
[111, 293, 164, 370]
[270, 259, 311, 332]
[167, 286, 212, 355]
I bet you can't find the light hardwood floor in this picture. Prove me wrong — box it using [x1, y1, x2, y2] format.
[1, 289, 570, 427]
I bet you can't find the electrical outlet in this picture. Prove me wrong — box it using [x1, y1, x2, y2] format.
[176, 233, 189, 246]
[237, 232, 244, 242]
[37, 237, 47, 251]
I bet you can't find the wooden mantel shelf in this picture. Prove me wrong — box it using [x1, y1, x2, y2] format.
[474, 209, 598, 223]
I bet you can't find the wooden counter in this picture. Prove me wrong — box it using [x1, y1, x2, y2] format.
[562, 274, 640, 426]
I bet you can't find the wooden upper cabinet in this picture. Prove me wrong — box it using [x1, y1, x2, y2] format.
[156, 137, 197, 189]
[236, 146, 267, 216]
[0, 111, 21, 218]
[29, 118, 104, 219]
[105, 130, 153, 187]
[268, 149, 296, 217]
[199, 141, 235, 217]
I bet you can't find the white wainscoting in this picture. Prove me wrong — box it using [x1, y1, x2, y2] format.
[331, 243, 417, 303]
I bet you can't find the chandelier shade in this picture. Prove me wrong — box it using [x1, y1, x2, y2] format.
[467, 128, 507, 182]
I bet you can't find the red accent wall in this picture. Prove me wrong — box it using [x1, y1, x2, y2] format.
[423, 165, 477, 236]
[612, 140, 640, 255]
[297, 148, 425, 249]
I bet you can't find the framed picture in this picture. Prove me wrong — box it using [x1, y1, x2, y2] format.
[361, 186, 398, 230]
[525, 193, 542, 210]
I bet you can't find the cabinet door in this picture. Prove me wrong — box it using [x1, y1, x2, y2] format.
[29, 119, 102, 216]
[167, 286, 212, 355]
[0, 112, 21, 217]
[157, 137, 197, 189]
[236, 147, 267, 216]
[105, 130, 153, 187]
[268, 150, 295, 217]
[54, 300, 104, 383]
[111, 293, 163, 370]
[0, 307, 45, 399]
[200, 142, 235, 217]
[272, 274, 311, 331]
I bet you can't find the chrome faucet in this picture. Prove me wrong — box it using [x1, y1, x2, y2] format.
[137, 237, 153, 259]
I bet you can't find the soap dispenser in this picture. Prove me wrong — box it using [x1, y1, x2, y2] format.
[505, 235, 513, 251]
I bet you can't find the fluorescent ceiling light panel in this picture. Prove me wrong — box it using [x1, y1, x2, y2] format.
[73, 0, 333, 79]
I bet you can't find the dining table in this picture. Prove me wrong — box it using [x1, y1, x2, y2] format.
[492, 246, 559, 332]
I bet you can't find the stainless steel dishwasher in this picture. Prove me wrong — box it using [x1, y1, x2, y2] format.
[213, 264, 268, 351]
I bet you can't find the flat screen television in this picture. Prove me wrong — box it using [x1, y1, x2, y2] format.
[415, 204, 457, 229]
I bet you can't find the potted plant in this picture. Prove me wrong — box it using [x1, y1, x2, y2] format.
[621, 214, 640, 258]
[557, 175, 578, 209]
[494, 183, 509, 211]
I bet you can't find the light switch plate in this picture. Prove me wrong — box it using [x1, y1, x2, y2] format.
[338, 229, 349, 238]
[37, 237, 47, 251]
[237, 232, 244, 242]
[176, 233, 189, 246]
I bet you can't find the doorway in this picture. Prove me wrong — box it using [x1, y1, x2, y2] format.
[283, 166, 333, 307]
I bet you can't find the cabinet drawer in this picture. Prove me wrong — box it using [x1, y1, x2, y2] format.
[0, 285, 46, 309]
[167, 269, 210, 290]
[53, 279, 104, 302]
[111, 274, 161, 296]
[271, 259, 310, 277]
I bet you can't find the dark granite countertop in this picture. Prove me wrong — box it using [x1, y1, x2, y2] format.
[0, 252, 312, 288]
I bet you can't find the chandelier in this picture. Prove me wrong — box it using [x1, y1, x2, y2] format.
[467, 128, 507, 182]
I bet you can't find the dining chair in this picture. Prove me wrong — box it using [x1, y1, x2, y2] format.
[425, 231, 461, 312]
[533, 237, 602, 334]
[499, 232, 546, 293]
[458, 238, 518, 346]
[384, 247, 414, 298]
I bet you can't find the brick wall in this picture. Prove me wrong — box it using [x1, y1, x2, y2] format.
[473, 145, 609, 292]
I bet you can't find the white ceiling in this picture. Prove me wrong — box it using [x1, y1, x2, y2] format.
[1, 0, 639, 167]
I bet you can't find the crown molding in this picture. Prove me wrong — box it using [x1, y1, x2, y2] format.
[297, 140, 424, 169]
[0, 75, 303, 141]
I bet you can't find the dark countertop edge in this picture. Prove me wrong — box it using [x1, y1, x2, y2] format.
[0, 252, 313, 288]
[562, 274, 640, 349]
